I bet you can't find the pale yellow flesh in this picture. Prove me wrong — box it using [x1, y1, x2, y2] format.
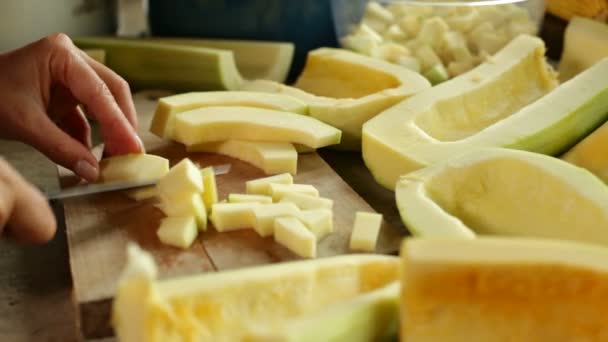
[349, 212, 383, 252]
[279, 192, 333, 210]
[99, 153, 169, 183]
[174, 106, 342, 148]
[295, 209, 334, 240]
[159, 193, 207, 231]
[228, 193, 273, 204]
[396, 148, 608, 245]
[401, 237, 608, 342]
[124, 186, 158, 201]
[363, 35, 558, 189]
[156, 216, 198, 249]
[188, 140, 298, 175]
[559, 17, 608, 82]
[200, 167, 218, 213]
[274, 217, 317, 258]
[241, 47, 431, 150]
[150, 91, 307, 138]
[270, 183, 320, 202]
[246, 173, 294, 195]
[112, 247, 400, 342]
[245, 282, 399, 342]
[157, 158, 203, 200]
[253, 202, 300, 237]
[209, 202, 258, 232]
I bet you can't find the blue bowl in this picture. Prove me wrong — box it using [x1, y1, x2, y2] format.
[148, 0, 339, 82]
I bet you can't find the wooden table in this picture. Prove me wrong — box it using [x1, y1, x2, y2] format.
[0, 92, 407, 341]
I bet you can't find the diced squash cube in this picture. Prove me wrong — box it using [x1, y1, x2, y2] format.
[124, 186, 158, 201]
[274, 217, 317, 258]
[157, 158, 203, 199]
[349, 212, 383, 252]
[246, 173, 294, 195]
[157, 216, 198, 249]
[269, 183, 320, 202]
[228, 193, 273, 204]
[210, 202, 259, 232]
[200, 166, 218, 213]
[253, 203, 300, 237]
[295, 209, 334, 240]
[99, 153, 169, 183]
[415, 45, 442, 71]
[279, 192, 333, 210]
[160, 193, 207, 231]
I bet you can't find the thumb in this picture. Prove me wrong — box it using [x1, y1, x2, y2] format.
[26, 113, 99, 182]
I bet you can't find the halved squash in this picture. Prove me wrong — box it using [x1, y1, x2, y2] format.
[112, 244, 399, 341]
[241, 47, 431, 150]
[173, 106, 342, 148]
[395, 148, 608, 245]
[150, 91, 308, 138]
[363, 35, 559, 189]
[401, 237, 608, 341]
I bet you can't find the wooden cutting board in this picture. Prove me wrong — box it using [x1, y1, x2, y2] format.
[61, 92, 404, 339]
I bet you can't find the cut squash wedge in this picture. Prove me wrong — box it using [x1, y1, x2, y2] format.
[401, 237, 608, 342]
[74, 37, 244, 92]
[174, 106, 342, 148]
[150, 91, 307, 138]
[241, 47, 431, 150]
[396, 148, 608, 245]
[188, 140, 298, 175]
[146, 38, 295, 83]
[363, 35, 559, 189]
[562, 117, 608, 182]
[112, 244, 400, 342]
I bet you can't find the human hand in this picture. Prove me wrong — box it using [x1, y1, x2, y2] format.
[0, 158, 55, 243]
[0, 33, 144, 182]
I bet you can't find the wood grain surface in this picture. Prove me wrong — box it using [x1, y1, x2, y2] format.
[61, 92, 405, 339]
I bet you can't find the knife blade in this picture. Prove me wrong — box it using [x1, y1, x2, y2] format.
[46, 163, 231, 200]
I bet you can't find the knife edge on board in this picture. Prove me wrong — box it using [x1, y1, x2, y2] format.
[46, 163, 231, 200]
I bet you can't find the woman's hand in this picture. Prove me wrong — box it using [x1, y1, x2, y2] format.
[0, 158, 56, 243]
[0, 33, 144, 182]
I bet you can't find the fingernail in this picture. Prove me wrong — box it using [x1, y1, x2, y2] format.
[136, 135, 146, 152]
[75, 160, 99, 182]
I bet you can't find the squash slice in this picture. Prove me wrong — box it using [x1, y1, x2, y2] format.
[150, 91, 307, 138]
[173, 106, 341, 148]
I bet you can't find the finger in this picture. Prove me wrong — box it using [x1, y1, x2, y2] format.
[57, 106, 92, 148]
[26, 112, 99, 182]
[46, 34, 143, 156]
[0, 159, 56, 243]
[79, 51, 139, 130]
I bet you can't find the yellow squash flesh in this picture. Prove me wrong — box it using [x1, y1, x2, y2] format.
[396, 148, 608, 245]
[401, 237, 608, 342]
[112, 244, 399, 341]
[363, 35, 559, 190]
[558, 17, 608, 82]
[241, 47, 431, 150]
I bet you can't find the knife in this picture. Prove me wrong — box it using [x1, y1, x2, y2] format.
[45, 163, 231, 200]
